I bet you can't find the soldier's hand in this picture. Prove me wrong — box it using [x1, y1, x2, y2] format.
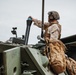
[28, 16, 34, 22]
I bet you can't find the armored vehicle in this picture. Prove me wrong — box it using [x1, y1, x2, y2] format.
[0, 0, 76, 74]
[0, 16, 76, 75]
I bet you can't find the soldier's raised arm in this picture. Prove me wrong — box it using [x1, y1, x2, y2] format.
[28, 16, 49, 29]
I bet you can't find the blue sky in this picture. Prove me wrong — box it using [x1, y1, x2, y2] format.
[0, 0, 76, 44]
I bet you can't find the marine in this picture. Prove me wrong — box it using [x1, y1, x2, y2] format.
[29, 11, 66, 74]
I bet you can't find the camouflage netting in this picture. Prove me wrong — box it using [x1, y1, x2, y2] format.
[44, 39, 66, 74]
[66, 57, 76, 75]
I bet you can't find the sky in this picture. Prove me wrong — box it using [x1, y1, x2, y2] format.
[0, 0, 76, 44]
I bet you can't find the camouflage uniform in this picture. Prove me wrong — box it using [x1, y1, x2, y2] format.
[33, 19, 61, 40]
[32, 11, 67, 74]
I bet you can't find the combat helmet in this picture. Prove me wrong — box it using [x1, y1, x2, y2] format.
[48, 11, 60, 20]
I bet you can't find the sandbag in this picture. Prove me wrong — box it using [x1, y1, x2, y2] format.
[44, 40, 66, 74]
[66, 57, 76, 75]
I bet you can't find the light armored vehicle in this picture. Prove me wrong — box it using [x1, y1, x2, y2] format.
[0, 17, 76, 75]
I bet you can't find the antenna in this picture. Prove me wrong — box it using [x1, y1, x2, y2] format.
[41, 0, 45, 38]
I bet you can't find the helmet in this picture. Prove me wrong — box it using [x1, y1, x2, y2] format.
[48, 11, 60, 20]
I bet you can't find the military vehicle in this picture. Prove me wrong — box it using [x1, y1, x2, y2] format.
[0, 15, 76, 75]
[0, 0, 76, 75]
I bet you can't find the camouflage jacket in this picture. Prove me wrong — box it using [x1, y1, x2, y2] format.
[33, 19, 61, 40]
